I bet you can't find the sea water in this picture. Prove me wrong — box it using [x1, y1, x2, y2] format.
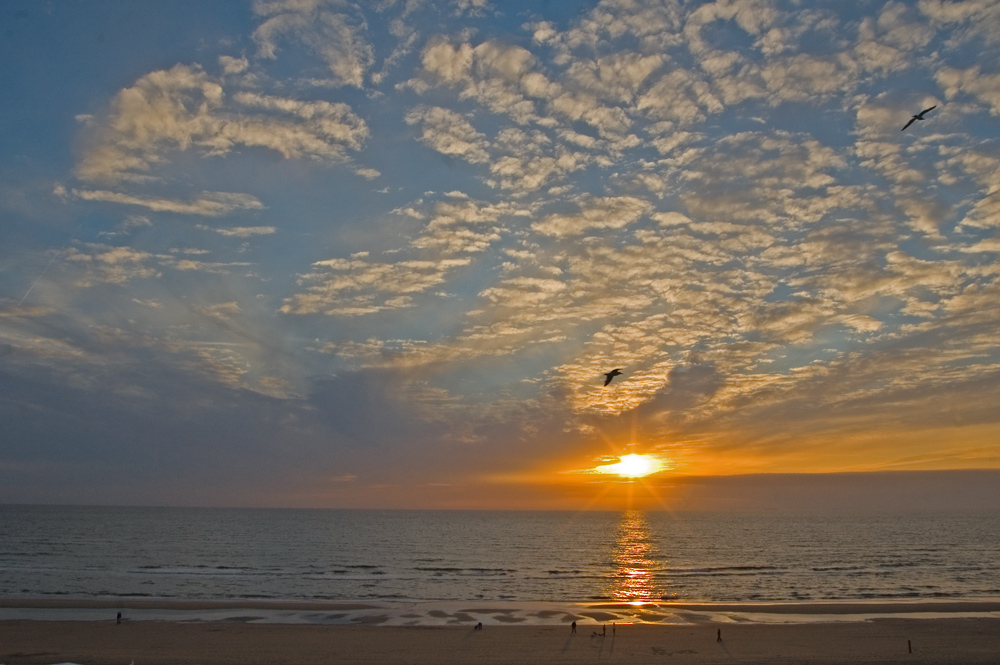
[2, 506, 998, 607]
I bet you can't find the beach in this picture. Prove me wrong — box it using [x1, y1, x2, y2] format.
[3, 617, 1000, 665]
[2, 599, 1000, 665]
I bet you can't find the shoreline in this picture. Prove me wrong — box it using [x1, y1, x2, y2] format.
[3, 617, 1000, 665]
[2, 597, 999, 627]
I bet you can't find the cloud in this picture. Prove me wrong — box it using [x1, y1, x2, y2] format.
[936, 66, 1000, 115]
[98, 215, 153, 238]
[855, 18, 910, 74]
[11, 0, 1000, 508]
[409, 197, 506, 254]
[219, 55, 249, 74]
[877, 1, 936, 50]
[253, 0, 374, 87]
[354, 167, 381, 179]
[0, 304, 51, 319]
[405, 106, 490, 163]
[230, 92, 369, 154]
[760, 53, 858, 103]
[530, 0, 684, 54]
[565, 53, 665, 104]
[531, 195, 653, 237]
[63, 244, 162, 287]
[73, 189, 264, 217]
[59, 242, 255, 287]
[196, 301, 243, 324]
[919, 0, 1000, 45]
[281, 255, 471, 316]
[637, 67, 722, 125]
[488, 128, 588, 193]
[76, 65, 369, 185]
[198, 225, 278, 237]
[416, 39, 541, 124]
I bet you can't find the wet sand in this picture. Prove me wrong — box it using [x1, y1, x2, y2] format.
[4, 598, 1000, 625]
[2, 617, 1000, 665]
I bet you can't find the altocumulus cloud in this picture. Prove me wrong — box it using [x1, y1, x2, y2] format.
[2, 0, 999, 507]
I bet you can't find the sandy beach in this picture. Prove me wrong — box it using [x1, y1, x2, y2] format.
[2, 614, 999, 665]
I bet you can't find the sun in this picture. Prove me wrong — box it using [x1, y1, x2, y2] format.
[596, 454, 665, 478]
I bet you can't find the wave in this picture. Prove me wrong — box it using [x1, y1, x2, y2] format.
[414, 567, 514, 576]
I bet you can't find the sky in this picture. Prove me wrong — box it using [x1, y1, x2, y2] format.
[1, 0, 999, 510]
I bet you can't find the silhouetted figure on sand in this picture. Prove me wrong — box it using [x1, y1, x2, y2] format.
[717, 628, 722, 642]
[116, 612, 121, 625]
[474, 622, 483, 630]
[571, 621, 576, 633]
[604, 369, 622, 386]
[901, 106, 936, 131]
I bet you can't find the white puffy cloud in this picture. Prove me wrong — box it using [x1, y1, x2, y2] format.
[531, 195, 654, 237]
[405, 106, 490, 163]
[409, 198, 506, 254]
[760, 53, 858, 103]
[919, 0, 1000, 44]
[564, 53, 665, 104]
[535, 0, 684, 55]
[877, 1, 936, 50]
[219, 55, 249, 75]
[936, 66, 1000, 115]
[417, 39, 541, 124]
[958, 185, 1000, 229]
[638, 68, 723, 125]
[487, 128, 590, 193]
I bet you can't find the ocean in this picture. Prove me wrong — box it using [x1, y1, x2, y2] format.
[2, 506, 999, 624]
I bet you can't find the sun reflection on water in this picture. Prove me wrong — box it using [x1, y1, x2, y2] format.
[607, 510, 664, 602]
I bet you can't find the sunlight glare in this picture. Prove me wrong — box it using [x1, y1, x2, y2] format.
[597, 454, 665, 478]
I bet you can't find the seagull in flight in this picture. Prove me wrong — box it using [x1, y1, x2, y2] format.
[901, 105, 936, 131]
[603, 369, 622, 386]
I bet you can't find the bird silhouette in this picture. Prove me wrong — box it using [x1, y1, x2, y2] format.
[901, 105, 936, 131]
[603, 369, 622, 386]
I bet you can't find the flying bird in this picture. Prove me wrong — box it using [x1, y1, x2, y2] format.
[604, 369, 622, 386]
[901, 105, 936, 131]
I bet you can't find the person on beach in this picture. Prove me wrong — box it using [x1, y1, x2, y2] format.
[571, 621, 576, 634]
[116, 612, 121, 625]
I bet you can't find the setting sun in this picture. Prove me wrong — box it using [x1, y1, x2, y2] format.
[596, 454, 666, 478]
